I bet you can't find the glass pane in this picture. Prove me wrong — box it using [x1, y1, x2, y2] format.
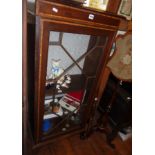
[42, 31, 108, 136]
[49, 31, 60, 42]
[46, 45, 74, 78]
[62, 33, 90, 60]
[83, 47, 104, 76]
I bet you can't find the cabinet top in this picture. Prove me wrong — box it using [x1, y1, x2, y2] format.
[37, 0, 124, 18]
[35, 0, 125, 30]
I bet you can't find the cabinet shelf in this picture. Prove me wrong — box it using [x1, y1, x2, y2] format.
[42, 123, 83, 141]
[42, 108, 82, 137]
[45, 74, 86, 98]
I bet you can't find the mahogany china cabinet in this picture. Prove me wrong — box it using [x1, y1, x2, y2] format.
[27, 0, 125, 148]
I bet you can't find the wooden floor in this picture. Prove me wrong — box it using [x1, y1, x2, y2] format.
[29, 132, 131, 155]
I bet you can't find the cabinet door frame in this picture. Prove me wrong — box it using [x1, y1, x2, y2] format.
[34, 16, 116, 143]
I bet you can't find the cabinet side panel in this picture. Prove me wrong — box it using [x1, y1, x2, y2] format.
[27, 23, 35, 138]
